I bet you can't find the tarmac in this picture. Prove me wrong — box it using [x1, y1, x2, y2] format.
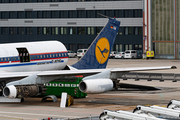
[1, 58, 180, 120]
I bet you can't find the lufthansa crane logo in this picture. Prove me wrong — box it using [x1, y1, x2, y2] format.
[95, 37, 110, 64]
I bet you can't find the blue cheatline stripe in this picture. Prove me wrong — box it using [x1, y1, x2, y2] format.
[0, 52, 68, 63]
[0, 60, 65, 68]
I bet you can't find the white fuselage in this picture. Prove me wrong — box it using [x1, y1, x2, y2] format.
[0, 41, 68, 72]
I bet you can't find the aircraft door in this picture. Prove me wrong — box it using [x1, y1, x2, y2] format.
[16, 48, 30, 62]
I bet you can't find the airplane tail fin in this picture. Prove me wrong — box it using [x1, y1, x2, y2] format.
[71, 18, 121, 69]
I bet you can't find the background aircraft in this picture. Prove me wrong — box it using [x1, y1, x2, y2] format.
[0, 18, 175, 100]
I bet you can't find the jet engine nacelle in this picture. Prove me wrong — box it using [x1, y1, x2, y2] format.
[79, 79, 113, 93]
[3, 85, 46, 98]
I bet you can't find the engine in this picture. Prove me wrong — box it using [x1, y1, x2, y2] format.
[79, 79, 113, 93]
[3, 85, 46, 98]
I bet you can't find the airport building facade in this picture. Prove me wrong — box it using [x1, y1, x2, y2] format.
[0, 0, 143, 53]
[144, 0, 180, 59]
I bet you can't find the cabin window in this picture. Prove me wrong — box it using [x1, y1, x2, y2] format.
[16, 48, 30, 62]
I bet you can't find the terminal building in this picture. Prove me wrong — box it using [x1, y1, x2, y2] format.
[144, 0, 180, 59]
[1, 0, 178, 59]
[0, 0, 143, 54]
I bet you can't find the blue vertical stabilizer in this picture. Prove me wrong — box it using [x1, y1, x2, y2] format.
[71, 18, 121, 69]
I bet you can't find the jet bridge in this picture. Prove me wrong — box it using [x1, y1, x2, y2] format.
[119, 72, 180, 82]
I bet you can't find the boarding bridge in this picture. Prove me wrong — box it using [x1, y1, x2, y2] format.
[119, 72, 180, 82]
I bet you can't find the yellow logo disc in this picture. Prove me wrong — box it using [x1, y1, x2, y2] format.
[95, 37, 110, 64]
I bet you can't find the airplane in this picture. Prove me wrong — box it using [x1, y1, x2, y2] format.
[0, 17, 176, 100]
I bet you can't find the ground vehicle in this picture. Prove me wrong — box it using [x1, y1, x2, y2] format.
[137, 50, 143, 59]
[109, 51, 117, 59]
[115, 52, 125, 59]
[68, 50, 76, 58]
[77, 49, 87, 59]
[44, 76, 87, 98]
[124, 50, 137, 59]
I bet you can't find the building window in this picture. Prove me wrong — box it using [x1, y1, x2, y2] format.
[9, 27, 16, 35]
[124, 10, 133, 18]
[114, 10, 123, 18]
[43, 0, 50, 2]
[78, 44, 85, 49]
[138, 27, 142, 35]
[78, 27, 85, 35]
[69, 27, 76, 35]
[37, 11, 42, 18]
[105, 10, 113, 18]
[68, 11, 76, 18]
[1, 11, 8, 19]
[26, 0, 33, 2]
[139, 44, 142, 50]
[1, 0, 9, 3]
[26, 27, 32, 34]
[125, 27, 128, 35]
[1, 27, 8, 35]
[119, 44, 122, 52]
[43, 27, 49, 35]
[95, 10, 104, 18]
[17, 11, 24, 18]
[51, 11, 59, 18]
[25, 11, 33, 18]
[42, 11, 50, 18]
[86, 10, 94, 18]
[51, 0, 58, 1]
[118, 27, 123, 35]
[129, 45, 132, 50]
[133, 9, 142, 18]
[9, 0, 17, 3]
[60, 11, 67, 18]
[61, 27, 67, 35]
[37, 27, 41, 35]
[128, 27, 132, 35]
[134, 27, 138, 35]
[96, 27, 102, 35]
[125, 45, 128, 50]
[134, 45, 139, 50]
[87, 27, 94, 35]
[18, 0, 24, 3]
[52, 27, 58, 35]
[77, 10, 85, 18]
[9, 11, 16, 19]
[17, 27, 24, 35]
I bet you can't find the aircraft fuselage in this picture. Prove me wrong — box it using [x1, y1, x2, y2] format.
[0, 41, 68, 72]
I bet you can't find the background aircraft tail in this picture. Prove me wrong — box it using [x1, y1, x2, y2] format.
[71, 18, 121, 69]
